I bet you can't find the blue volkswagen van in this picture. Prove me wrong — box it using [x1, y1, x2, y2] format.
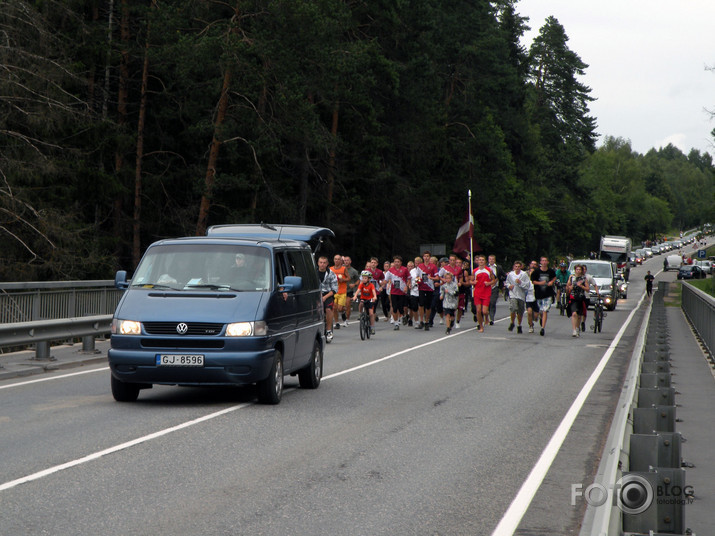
[108, 224, 333, 404]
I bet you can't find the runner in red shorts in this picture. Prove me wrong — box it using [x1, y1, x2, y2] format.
[471, 254, 495, 332]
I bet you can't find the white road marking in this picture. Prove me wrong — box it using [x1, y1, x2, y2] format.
[0, 367, 108, 390]
[0, 329, 476, 492]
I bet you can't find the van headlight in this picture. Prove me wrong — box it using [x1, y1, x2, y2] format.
[226, 321, 267, 337]
[112, 319, 141, 335]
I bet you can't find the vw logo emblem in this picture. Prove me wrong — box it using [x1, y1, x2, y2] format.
[176, 322, 189, 335]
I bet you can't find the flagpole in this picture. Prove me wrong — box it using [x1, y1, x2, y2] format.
[468, 190, 473, 273]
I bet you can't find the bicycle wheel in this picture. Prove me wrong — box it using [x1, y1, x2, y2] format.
[365, 317, 371, 339]
[359, 314, 366, 340]
[597, 312, 602, 333]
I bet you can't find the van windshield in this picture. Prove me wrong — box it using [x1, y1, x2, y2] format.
[130, 244, 272, 291]
[581, 263, 612, 278]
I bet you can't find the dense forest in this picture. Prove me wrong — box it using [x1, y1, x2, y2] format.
[1, 0, 713, 281]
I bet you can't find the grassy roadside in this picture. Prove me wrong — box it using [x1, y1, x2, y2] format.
[688, 278, 715, 297]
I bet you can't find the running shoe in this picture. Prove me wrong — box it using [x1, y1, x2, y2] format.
[508, 323, 515, 331]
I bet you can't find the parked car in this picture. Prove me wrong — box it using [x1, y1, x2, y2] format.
[695, 260, 713, 274]
[677, 265, 706, 280]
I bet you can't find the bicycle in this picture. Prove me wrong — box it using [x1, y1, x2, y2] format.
[592, 293, 605, 333]
[556, 281, 568, 316]
[358, 299, 374, 340]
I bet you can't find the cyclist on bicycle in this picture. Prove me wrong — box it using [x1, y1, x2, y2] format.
[554, 261, 570, 315]
[353, 270, 378, 334]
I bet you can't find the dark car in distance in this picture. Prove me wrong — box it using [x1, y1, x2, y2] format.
[677, 265, 706, 280]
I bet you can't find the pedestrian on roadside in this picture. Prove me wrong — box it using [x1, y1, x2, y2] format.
[530, 256, 556, 336]
[644, 270, 655, 297]
[505, 261, 530, 334]
[416, 251, 438, 331]
[567, 264, 590, 337]
[343, 256, 360, 324]
[317, 256, 338, 342]
[471, 254, 495, 333]
[440, 271, 459, 334]
[430, 257, 448, 327]
[330, 254, 349, 329]
[407, 258, 420, 327]
[383, 256, 411, 330]
[487, 255, 506, 325]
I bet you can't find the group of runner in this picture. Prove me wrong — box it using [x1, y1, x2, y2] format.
[316, 251, 602, 342]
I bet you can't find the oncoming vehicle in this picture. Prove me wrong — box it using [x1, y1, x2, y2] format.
[599, 235, 631, 281]
[108, 224, 334, 404]
[568, 259, 619, 311]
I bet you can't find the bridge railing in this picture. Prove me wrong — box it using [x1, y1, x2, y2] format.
[0, 281, 121, 359]
[681, 281, 714, 358]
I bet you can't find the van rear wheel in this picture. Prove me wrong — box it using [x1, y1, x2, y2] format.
[257, 350, 283, 404]
[298, 339, 322, 389]
[111, 375, 140, 402]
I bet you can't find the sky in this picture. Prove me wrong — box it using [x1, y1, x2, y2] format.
[516, 0, 715, 156]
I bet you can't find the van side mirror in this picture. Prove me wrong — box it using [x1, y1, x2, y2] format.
[279, 275, 302, 293]
[115, 270, 129, 289]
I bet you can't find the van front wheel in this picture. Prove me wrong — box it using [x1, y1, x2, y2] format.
[298, 339, 322, 389]
[111, 375, 140, 402]
[257, 350, 283, 405]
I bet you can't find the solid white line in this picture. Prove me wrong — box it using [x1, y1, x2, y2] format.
[0, 401, 253, 492]
[0, 366, 109, 390]
[0, 329, 474, 492]
[490, 292, 646, 536]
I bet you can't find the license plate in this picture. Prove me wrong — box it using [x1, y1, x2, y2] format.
[156, 354, 204, 367]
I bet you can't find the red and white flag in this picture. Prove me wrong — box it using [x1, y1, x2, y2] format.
[453, 211, 474, 259]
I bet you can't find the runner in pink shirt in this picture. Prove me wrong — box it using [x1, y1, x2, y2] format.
[383, 255, 411, 330]
[416, 250, 439, 331]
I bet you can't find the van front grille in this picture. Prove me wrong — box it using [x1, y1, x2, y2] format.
[143, 322, 224, 336]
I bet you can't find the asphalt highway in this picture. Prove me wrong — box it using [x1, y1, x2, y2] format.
[0, 251, 704, 535]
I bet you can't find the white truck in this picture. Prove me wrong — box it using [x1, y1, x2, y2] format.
[599, 235, 632, 281]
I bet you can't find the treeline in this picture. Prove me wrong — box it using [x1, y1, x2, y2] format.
[0, 0, 713, 281]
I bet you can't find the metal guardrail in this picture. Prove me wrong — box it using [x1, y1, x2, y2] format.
[578, 293, 653, 536]
[0, 280, 121, 324]
[0, 281, 120, 359]
[681, 282, 714, 358]
[0, 315, 113, 359]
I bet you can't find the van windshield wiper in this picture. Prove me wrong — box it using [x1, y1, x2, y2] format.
[132, 283, 178, 290]
[184, 283, 240, 291]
